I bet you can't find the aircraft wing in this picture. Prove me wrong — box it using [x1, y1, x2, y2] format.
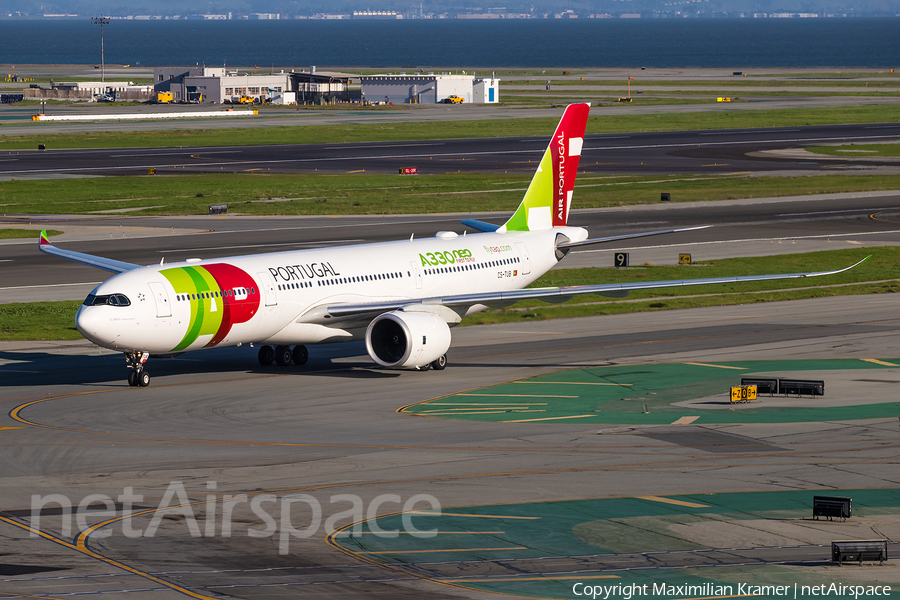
[320, 256, 869, 322]
[461, 222, 709, 244]
[38, 230, 141, 274]
[556, 225, 710, 248]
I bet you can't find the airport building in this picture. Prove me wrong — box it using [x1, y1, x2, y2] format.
[154, 67, 289, 103]
[153, 67, 354, 104]
[24, 81, 154, 101]
[359, 73, 499, 104]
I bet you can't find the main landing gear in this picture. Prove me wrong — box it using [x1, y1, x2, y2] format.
[258, 345, 308, 367]
[125, 351, 151, 387]
[415, 354, 449, 371]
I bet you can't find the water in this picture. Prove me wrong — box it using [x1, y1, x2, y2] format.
[0, 18, 898, 68]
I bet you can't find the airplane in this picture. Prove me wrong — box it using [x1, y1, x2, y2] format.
[38, 103, 866, 387]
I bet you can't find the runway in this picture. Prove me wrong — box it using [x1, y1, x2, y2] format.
[3, 121, 900, 178]
[4, 191, 900, 304]
[1, 294, 899, 598]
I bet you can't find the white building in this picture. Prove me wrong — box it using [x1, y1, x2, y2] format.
[360, 73, 499, 104]
[153, 67, 352, 104]
[473, 77, 500, 103]
[154, 67, 289, 103]
[24, 81, 153, 101]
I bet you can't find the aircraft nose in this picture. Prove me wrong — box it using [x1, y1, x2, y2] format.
[76, 306, 117, 347]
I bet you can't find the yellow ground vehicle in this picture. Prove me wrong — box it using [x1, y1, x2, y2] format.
[156, 91, 173, 104]
[442, 95, 464, 104]
[238, 96, 255, 104]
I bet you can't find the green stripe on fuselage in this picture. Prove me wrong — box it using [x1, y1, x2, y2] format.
[161, 266, 224, 351]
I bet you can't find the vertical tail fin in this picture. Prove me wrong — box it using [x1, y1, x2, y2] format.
[499, 103, 590, 232]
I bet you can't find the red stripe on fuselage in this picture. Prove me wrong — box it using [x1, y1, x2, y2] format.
[203, 263, 261, 347]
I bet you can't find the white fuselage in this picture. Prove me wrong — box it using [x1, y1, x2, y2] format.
[75, 227, 588, 354]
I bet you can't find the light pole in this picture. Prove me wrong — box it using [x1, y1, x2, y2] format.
[91, 15, 110, 83]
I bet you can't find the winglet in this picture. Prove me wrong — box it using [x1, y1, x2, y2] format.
[827, 254, 871, 275]
[39, 229, 52, 246]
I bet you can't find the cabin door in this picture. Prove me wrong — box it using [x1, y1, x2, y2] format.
[148, 282, 172, 318]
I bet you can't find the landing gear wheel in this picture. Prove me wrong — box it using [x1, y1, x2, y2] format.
[430, 354, 447, 371]
[258, 345, 275, 366]
[292, 345, 308, 366]
[125, 350, 150, 387]
[275, 345, 292, 366]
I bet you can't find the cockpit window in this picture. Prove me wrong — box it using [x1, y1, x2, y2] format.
[83, 293, 131, 307]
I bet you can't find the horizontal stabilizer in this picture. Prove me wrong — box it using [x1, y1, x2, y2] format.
[461, 219, 501, 233]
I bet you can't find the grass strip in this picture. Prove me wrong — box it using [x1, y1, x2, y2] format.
[748, 71, 900, 78]
[2, 247, 892, 341]
[533, 78, 900, 88]
[808, 143, 900, 157]
[3, 172, 900, 216]
[2, 104, 899, 151]
[0, 301, 83, 341]
[0, 228, 62, 239]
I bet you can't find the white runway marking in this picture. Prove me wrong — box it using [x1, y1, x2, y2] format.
[0, 281, 100, 290]
[8, 132, 900, 176]
[158, 239, 365, 253]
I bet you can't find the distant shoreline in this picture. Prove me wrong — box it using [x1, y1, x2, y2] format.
[0, 19, 897, 68]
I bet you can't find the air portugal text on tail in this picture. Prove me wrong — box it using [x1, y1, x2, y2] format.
[553, 102, 589, 227]
[500, 102, 589, 233]
[38, 103, 869, 387]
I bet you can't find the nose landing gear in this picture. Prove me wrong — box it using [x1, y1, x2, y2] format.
[125, 351, 151, 387]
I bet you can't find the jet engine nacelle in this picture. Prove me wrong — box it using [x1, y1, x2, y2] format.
[365, 311, 451, 369]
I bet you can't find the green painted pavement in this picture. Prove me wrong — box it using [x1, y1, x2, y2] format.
[331, 488, 900, 599]
[402, 359, 900, 424]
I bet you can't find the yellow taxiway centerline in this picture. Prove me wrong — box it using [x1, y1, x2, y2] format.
[409, 511, 540, 520]
[637, 495, 710, 508]
[439, 574, 620, 582]
[363, 546, 527, 554]
[862, 358, 899, 367]
[683, 362, 747, 370]
[503, 414, 596, 423]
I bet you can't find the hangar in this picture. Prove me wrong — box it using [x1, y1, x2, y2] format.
[153, 67, 354, 104]
[154, 67, 290, 103]
[360, 73, 500, 104]
[24, 81, 153, 101]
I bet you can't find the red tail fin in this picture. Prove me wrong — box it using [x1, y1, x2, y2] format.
[552, 103, 590, 227]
